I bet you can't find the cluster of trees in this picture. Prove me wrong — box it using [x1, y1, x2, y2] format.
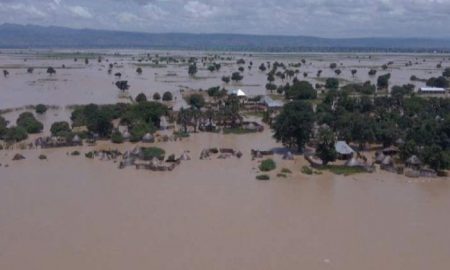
[0, 112, 44, 143]
[273, 86, 450, 171]
[70, 101, 167, 142]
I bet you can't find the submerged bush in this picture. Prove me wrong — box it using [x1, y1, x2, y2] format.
[35, 104, 47, 114]
[259, 159, 276, 172]
[301, 166, 313, 175]
[256, 174, 270, 181]
[141, 147, 165, 160]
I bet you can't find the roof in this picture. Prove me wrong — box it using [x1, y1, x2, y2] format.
[261, 96, 283, 108]
[335, 141, 355, 155]
[228, 89, 247, 97]
[419, 87, 446, 92]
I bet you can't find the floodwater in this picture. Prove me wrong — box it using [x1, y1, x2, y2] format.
[1, 130, 450, 270]
[1, 50, 448, 110]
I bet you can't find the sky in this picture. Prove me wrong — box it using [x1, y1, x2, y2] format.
[0, 0, 449, 38]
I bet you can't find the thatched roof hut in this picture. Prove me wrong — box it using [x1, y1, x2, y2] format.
[142, 133, 155, 143]
[180, 152, 191, 161]
[12, 153, 26, 161]
[345, 157, 363, 167]
[406, 155, 422, 169]
[72, 135, 81, 144]
[382, 146, 399, 156]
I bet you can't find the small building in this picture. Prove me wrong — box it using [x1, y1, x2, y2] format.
[406, 155, 422, 170]
[228, 89, 247, 97]
[335, 141, 355, 160]
[260, 96, 283, 109]
[418, 87, 446, 94]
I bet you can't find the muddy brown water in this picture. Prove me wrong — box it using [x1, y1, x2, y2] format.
[1, 131, 450, 270]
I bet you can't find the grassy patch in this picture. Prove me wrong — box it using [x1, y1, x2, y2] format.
[301, 166, 313, 175]
[223, 127, 257, 135]
[281, 168, 292, 174]
[259, 159, 276, 172]
[319, 165, 367, 176]
[256, 174, 270, 181]
[174, 131, 190, 138]
[141, 147, 165, 160]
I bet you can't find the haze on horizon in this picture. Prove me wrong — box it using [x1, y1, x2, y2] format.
[0, 0, 449, 38]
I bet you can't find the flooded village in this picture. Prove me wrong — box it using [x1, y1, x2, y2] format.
[1, 49, 450, 270]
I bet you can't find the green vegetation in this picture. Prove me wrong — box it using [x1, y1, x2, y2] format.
[316, 127, 337, 165]
[71, 151, 81, 156]
[273, 101, 315, 151]
[16, 112, 43, 134]
[223, 127, 257, 134]
[50, 121, 72, 137]
[162, 91, 173, 101]
[135, 93, 147, 103]
[71, 102, 167, 139]
[259, 159, 276, 172]
[187, 94, 205, 109]
[4, 126, 28, 142]
[35, 104, 47, 114]
[281, 168, 292, 174]
[301, 166, 313, 175]
[256, 174, 270, 181]
[285, 81, 317, 100]
[141, 147, 165, 160]
[319, 165, 367, 176]
[111, 131, 124, 144]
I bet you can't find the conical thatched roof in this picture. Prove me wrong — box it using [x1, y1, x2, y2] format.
[406, 155, 422, 166]
[142, 133, 154, 142]
[72, 134, 81, 143]
[180, 152, 191, 161]
[12, 153, 26, 161]
[345, 157, 362, 167]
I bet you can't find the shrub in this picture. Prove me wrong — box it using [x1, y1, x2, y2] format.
[50, 121, 72, 137]
[153, 92, 161, 101]
[281, 168, 292, 174]
[162, 91, 173, 101]
[135, 93, 147, 103]
[187, 94, 205, 109]
[256, 174, 270, 180]
[38, 154, 47, 160]
[35, 104, 47, 114]
[277, 173, 287, 178]
[16, 112, 43, 134]
[4, 126, 28, 142]
[141, 147, 165, 160]
[111, 131, 124, 144]
[85, 152, 94, 159]
[71, 151, 80, 156]
[301, 166, 313, 175]
[259, 159, 276, 172]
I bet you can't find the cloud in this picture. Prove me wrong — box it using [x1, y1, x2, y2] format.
[184, 1, 218, 18]
[0, 0, 450, 38]
[67, 5, 93, 18]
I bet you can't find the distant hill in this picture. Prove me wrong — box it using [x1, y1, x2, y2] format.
[1, 23, 450, 52]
